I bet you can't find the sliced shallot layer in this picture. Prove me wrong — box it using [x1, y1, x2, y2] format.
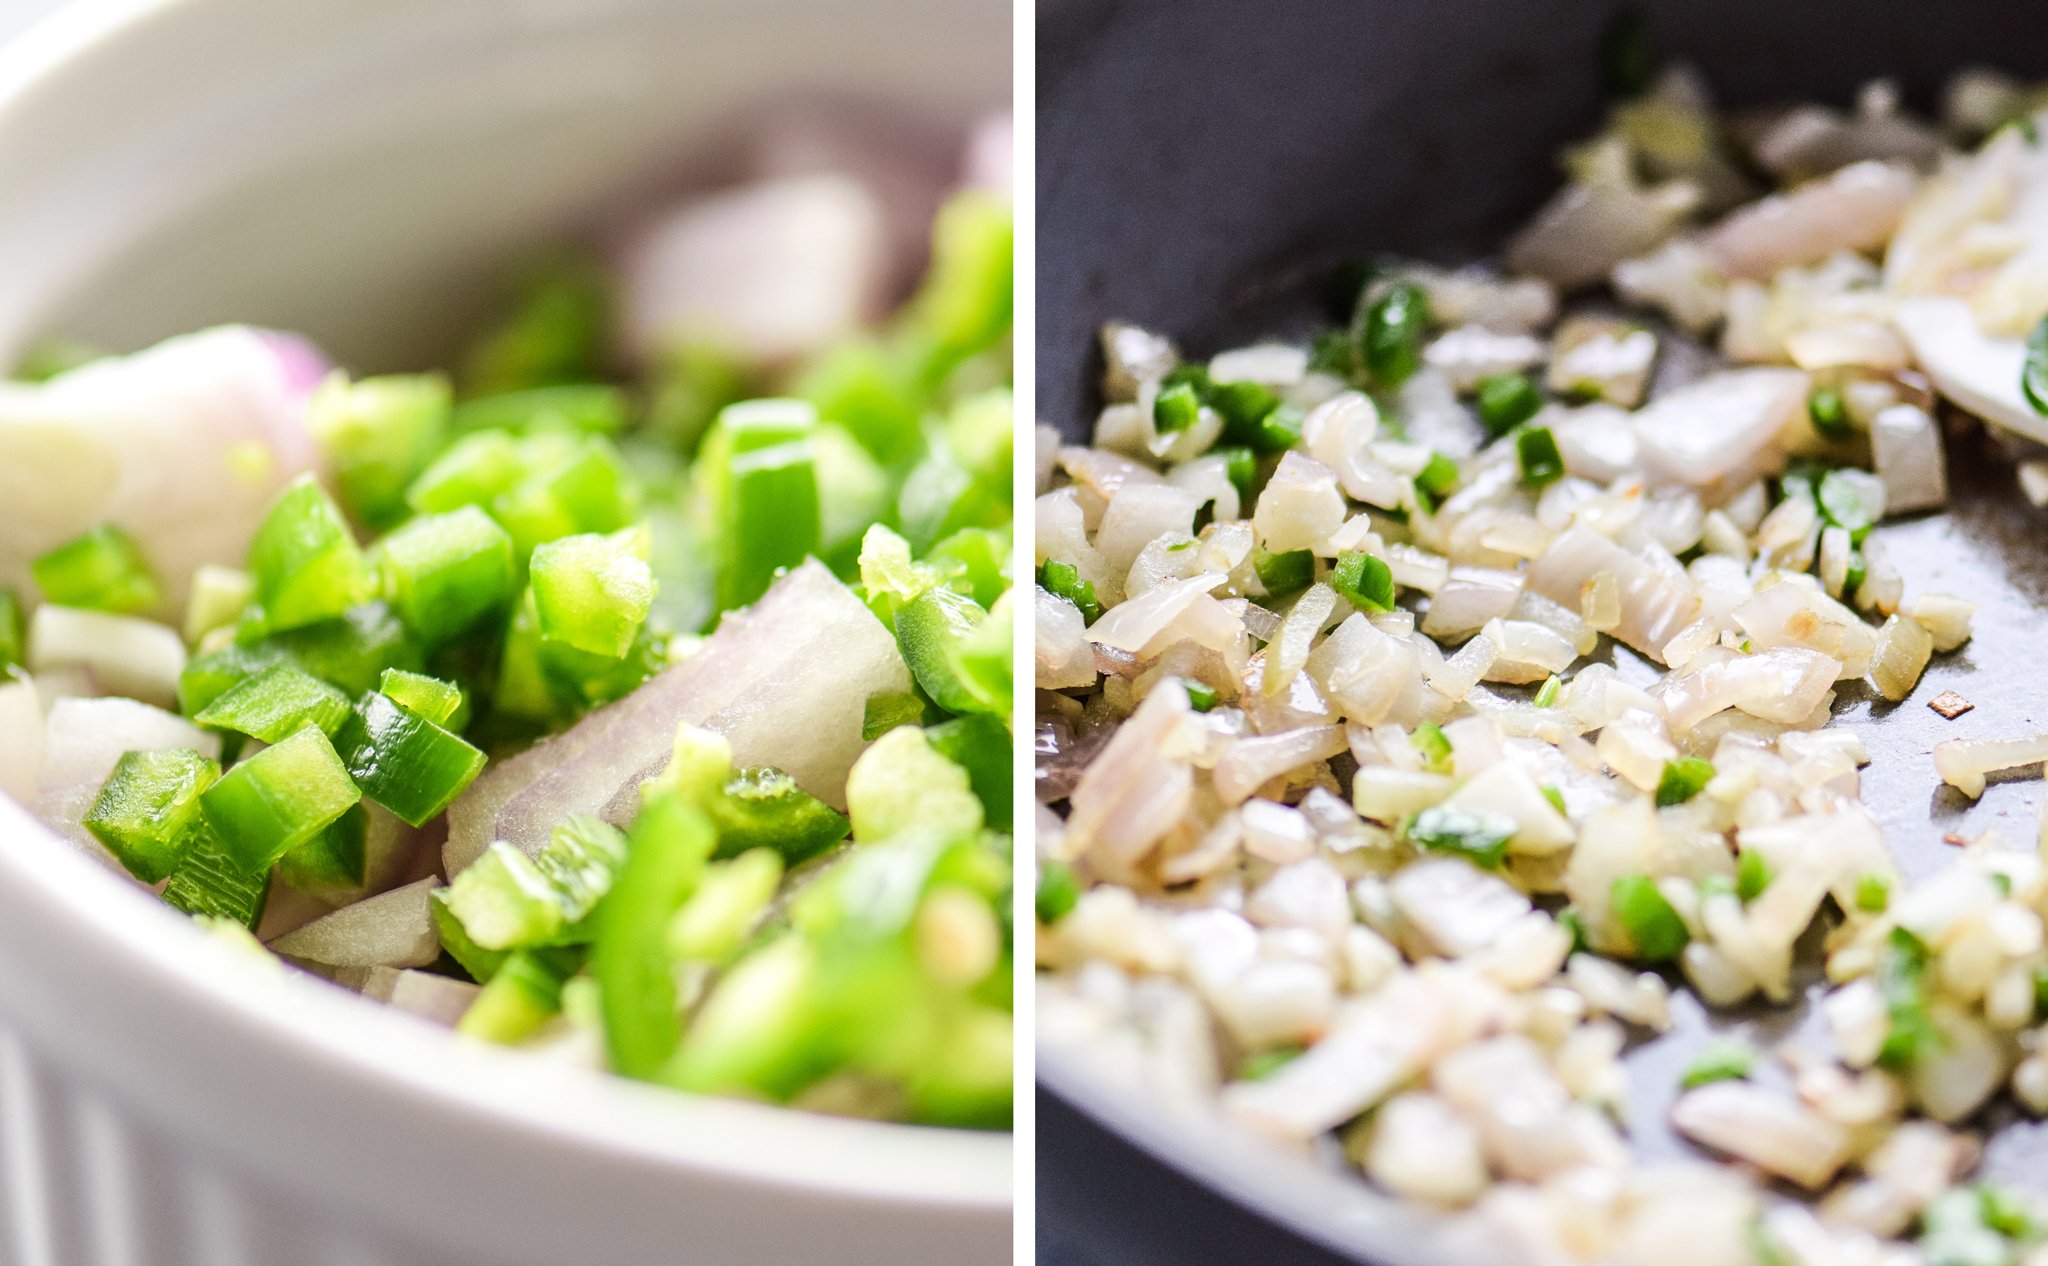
[1700, 160, 1916, 280]
[445, 560, 907, 873]
[33, 696, 219, 864]
[0, 326, 321, 613]
[615, 172, 892, 367]
[268, 877, 443, 970]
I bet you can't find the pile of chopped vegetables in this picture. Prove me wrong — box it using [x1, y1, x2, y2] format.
[0, 115, 1013, 1129]
[1036, 25, 2048, 1262]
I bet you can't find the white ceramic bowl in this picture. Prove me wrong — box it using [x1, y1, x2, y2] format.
[0, 2, 1012, 1263]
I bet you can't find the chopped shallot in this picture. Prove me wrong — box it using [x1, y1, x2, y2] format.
[1934, 734, 2048, 799]
[446, 561, 906, 872]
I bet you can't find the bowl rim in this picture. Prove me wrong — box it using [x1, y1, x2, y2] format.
[0, 0, 1009, 1218]
[0, 791, 1010, 1209]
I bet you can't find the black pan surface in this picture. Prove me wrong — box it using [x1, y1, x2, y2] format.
[1037, 2, 2048, 1262]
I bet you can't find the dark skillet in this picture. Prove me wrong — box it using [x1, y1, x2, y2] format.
[1037, 2, 2048, 1262]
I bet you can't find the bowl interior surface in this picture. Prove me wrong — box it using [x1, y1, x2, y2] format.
[0, 0, 1006, 370]
[0, 0, 1010, 1261]
[1037, 1, 2048, 1262]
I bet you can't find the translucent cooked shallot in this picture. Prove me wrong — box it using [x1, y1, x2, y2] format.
[1035, 37, 2048, 1265]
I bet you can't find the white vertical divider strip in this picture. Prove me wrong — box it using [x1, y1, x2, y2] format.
[1008, 0, 1036, 1260]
